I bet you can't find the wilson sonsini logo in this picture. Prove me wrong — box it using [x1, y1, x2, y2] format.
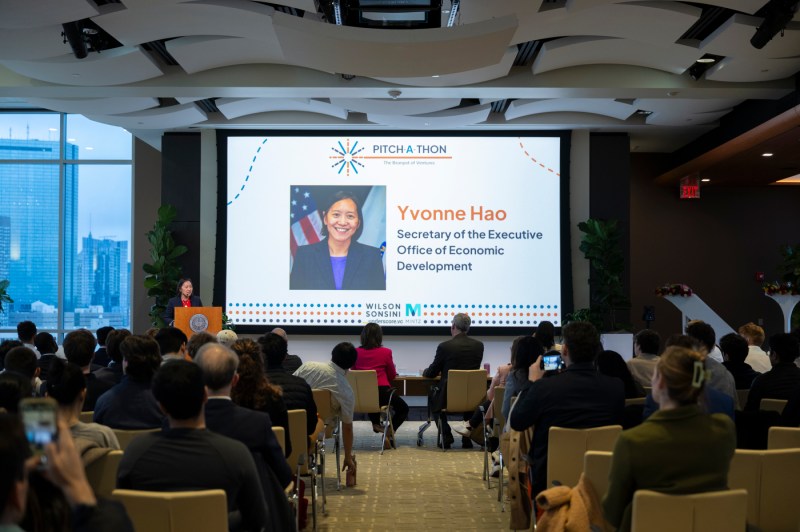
[329, 138, 453, 175]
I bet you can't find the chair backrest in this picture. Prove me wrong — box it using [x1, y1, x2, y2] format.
[113, 428, 160, 451]
[760, 398, 788, 414]
[346, 370, 381, 414]
[286, 409, 308, 472]
[728, 448, 800, 531]
[79, 411, 94, 424]
[312, 388, 337, 438]
[624, 397, 646, 407]
[547, 425, 622, 489]
[492, 386, 506, 432]
[112, 489, 227, 532]
[84, 449, 123, 498]
[583, 451, 613, 501]
[631, 489, 747, 532]
[273, 426, 286, 457]
[768, 426, 800, 450]
[445, 369, 487, 413]
[736, 389, 750, 409]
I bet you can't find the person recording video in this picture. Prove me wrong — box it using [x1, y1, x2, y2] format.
[290, 191, 385, 290]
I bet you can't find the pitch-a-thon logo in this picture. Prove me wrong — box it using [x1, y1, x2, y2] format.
[329, 139, 365, 176]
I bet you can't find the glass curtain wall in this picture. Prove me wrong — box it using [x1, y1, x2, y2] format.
[0, 112, 132, 338]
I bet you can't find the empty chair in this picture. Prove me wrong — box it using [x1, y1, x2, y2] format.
[346, 369, 395, 453]
[437, 369, 488, 451]
[760, 398, 788, 414]
[84, 449, 124, 498]
[630, 489, 747, 532]
[768, 426, 800, 450]
[728, 448, 800, 531]
[112, 428, 159, 451]
[583, 451, 613, 501]
[547, 425, 622, 489]
[112, 489, 228, 532]
[312, 387, 341, 500]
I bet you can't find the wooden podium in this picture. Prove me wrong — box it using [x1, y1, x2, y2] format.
[174, 306, 222, 338]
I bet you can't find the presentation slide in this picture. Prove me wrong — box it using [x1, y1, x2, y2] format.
[225, 134, 563, 328]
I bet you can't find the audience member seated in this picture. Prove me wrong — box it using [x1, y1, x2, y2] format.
[195, 343, 292, 488]
[644, 335, 735, 419]
[295, 343, 358, 473]
[186, 331, 216, 360]
[0, 339, 23, 372]
[94, 335, 164, 429]
[93, 329, 131, 387]
[4, 346, 43, 396]
[216, 329, 238, 348]
[627, 329, 661, 388]
[597, 350, 645, 399]
[720, 333, 761, 390]
[509, 321, 625, 497]
[602, 346, 736, 532]
[536, 320, 558, 350]
[230, 339, 291, 457]
[0, 415, 133, 532]
[117, 361, 272, 531]
[93, 326, 115, 368]
[260, 333, 318, 438]
[271, 328, 303, 373]
[354, 322, 409, 443]
[739, 322, 772, 373]
[685, 321, 737, 403]
[45, 358, 120, 459]
[64, 329, 113, 411]
[34, 332, 59, 380]
[16, 320, 39, 357]
[745, 333, 800, 411]
[0, 372, 32, 412]
[501, 336, 545, 421]
[154, 327, 188, 364]
[422, 313, 484, 449]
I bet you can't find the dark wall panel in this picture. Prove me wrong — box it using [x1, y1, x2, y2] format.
[161, 133, 202, 292]
[630, 153, 800, 344]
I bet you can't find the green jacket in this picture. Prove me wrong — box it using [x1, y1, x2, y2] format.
[602, 404, 735, 531]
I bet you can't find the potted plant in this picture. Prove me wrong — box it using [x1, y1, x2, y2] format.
[0, 279, 12, 314]
[143, 205, 187, 328]
[576, 218, 630, 332]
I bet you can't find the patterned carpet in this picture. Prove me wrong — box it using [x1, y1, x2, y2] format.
[308, 420, 508, 531]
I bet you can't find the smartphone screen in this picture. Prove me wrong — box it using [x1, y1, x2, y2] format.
[20, 398, 58, 453]
[542, 354, 561, 372]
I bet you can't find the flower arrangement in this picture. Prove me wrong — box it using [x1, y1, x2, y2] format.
[655, 284, 693, 297]
[762, 281, 798, 296]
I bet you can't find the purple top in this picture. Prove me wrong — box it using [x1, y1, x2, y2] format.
[330, 256, 347, 290]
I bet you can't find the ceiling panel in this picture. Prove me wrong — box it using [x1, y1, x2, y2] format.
[505, 98, 636, 121]
[166, 36, 286, 75]
[0, 0, 99, 30]
[86, 102, 207, 129]
[368, 104, 492, 128]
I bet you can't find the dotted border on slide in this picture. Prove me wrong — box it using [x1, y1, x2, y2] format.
[518, 138, 560, 176]
[227, 302, 558, 326]
[227, 138, 268, 206]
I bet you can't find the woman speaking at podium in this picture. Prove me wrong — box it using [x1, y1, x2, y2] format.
[290, 191, 385, 290]
[163, 278, 203, 323]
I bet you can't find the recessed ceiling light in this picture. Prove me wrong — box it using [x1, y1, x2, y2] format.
[763, 152, 774, 157]
[701, 178, 711, 182]
[696, 58, 716, 63]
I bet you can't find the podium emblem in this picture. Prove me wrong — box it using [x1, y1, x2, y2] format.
[189, 314, 209, 333]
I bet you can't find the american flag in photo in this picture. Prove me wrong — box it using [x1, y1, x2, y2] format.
[290, 186, 323, 259]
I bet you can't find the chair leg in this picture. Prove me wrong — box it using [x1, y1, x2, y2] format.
[316, 433, 327, 514]
[498, 451, 505, 512]
[333, 420, 342, 490]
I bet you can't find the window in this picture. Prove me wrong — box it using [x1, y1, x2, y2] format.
[0, 113, 132, 334]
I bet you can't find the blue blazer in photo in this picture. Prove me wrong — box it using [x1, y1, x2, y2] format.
[290, 239, 385, 290]
[163, 295, 203, 322]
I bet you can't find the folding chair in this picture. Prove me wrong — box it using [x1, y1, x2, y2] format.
[312, 388, 341, 508]
[287, 409, 319, 531]
[112, 428, 159, 451]
[547, 425, 622, 489]
[631, 489, 747, 532]
[760, 398, 788, 414]
[346, 369, 395, 453]
[84, 449, 124, 498]
[435, 369, 487, 451]
[112, 489, 228, 532]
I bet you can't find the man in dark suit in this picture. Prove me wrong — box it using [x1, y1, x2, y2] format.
[422, 313, 484, 448]
[195, 343, 293, 490]
[63, 329, 113, 411]
[509, 321, 625, 497]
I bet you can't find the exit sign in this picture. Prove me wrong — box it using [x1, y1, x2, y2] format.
[680, 175, 700, 199]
